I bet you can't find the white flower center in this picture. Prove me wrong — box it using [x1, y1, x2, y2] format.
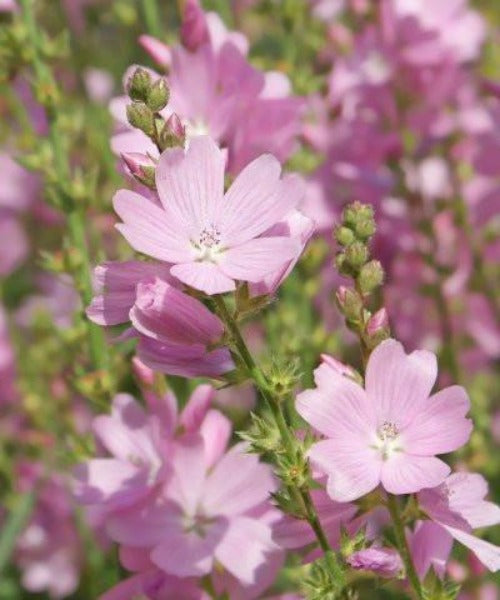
[373, 421, 402, 460]
[193, 225, 223, 262]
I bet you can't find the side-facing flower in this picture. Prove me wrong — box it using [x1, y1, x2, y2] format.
[114, 136, 303, 294]
[296, 339, 472, 501]
[417, 472, 500, 572]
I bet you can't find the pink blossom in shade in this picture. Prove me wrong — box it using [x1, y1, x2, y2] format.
[74, 386, 231, 512]
[114, 136, 302, 295]
[106, 437, 278, 585]
[296, 339, 473, 502]
[83, 67, 114, 104]
[0, 0, 17, 12]
[347, 547, 403, 578]
[100, 569, 208, 600]
[249, 209, 315, 297]
[408, 520, 454, 580]
[418, 473, 500, 572]
[15, 463, 82, 599]
[0, 305, 17, 404]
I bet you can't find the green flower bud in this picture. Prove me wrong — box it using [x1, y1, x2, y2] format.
[342, 201, 374, 228]
[146, 78, 170, 112]
[126, 102, 154, 136]
[334, 225, 355, 246]
[344, 241, 369, 269]
[127, 67, 152, 102]
[353, 215, 376, 240]
[336, 286, 363, 321]
[357, 259, 384, 294]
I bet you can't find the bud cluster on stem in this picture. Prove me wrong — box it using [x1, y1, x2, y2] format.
[334, 201, 390, 364]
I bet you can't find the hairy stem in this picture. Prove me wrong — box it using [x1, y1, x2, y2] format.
[20, 0, 108, 372]
[213, 295, 342, 580]
[387, 494, 423, 600]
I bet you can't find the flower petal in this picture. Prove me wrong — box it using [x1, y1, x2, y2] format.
[114, 190, 192, 262]
[403, 386, 472, 455]
[409, 521, 453, 581]
[222, 162, 303, 245]
[215, 516, 275, 584]
[365, 339, 438, 428]
[155, 136, 225, 235]
[203, 444, 277, 516]
[308, 439, 381, 502]
[442, 525, 500, 572]
[170, 261, 236, 294]
[381, 454, 450, 495]
[219, 237, 299, 282]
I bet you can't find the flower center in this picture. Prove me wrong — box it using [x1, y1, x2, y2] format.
[373, 421, 402, 460]
[183, 512, 214, 538]
[194, 225, 223, 262]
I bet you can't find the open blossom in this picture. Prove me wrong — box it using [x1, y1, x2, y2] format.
[297, 339, 472, 502]
[106, 436, 279, 585]
[114, 136, 304, 295]
[418, 472, 500, 571]
[74, 385, 231, 512]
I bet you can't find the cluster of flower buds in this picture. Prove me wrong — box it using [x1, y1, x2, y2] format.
[334, 201, 389, 351]
[125, 67, 185, 154]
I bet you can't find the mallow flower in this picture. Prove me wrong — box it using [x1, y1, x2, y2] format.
[113, 136, 303, 294]
[296, 339, 472, 502]
[417, 472, 500, 572]
[106, 436, 278, 585]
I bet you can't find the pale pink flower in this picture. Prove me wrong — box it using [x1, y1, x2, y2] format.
[107, 437, 278, 584]
[114, 136, 303, 294]
[418, 472, 500, 571]
[347, 547, 403, 578]
[408, 520, 454, 580]
[74, 386, 231, 511]
[297, 339, 472, 501]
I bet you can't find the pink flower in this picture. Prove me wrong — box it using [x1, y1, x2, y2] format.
[418, 472, 500, 571]
[408, 520, 454, 580]
[74, 386, 231, 512]
[347, 547, 403, 578]
[297, 339, 472, 501]
[106, 437, 278, 584]
[114, 136, 303, 294]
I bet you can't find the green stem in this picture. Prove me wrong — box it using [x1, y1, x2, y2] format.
[213, 295, 341, 579]
[20, 0, 108, 372]
[141, 0, 162, 38]
[387, 494, 423, 600]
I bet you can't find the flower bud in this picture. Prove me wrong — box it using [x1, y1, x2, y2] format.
[146, 78, 170, 112]
[181, 0, 209, 51]
[366, 308, 388, 336]
[158, 114, 186, 150]
[353, 216, 376, 240]
[357, 259, 384, 294]
[344, 241, 369, 269]
[336, 286, 363, 321]
[126, 102, 154, 136]
[121, 152, 156, 188]
[126, 67, 152, 102]
[132, 357, 155, 387]
[342, 201, 373, 228]
[334, 225, 355, 246]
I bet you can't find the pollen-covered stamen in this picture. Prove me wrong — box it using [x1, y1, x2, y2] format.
[199, 226, 221, 249]
[377, 421, 399, 441]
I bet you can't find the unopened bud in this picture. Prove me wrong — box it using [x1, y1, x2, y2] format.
[353, 215, 376, 240]
[181, 0, 209, 51]
[158, 113, 186, 150]
[336, 286, 363, 321]
[146, 78, 170, 112]
[121, 152, 156, 188]
[127, 67, 152, 102]
[342, 201, 373, 228]
[366, 308, 389, 336]
[126, 102, 154, 136]
[334, 225, 355, 246]
[132, 357, 155, 387]
[357, 259, 384, 294]
[344, 241, 369, 269]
